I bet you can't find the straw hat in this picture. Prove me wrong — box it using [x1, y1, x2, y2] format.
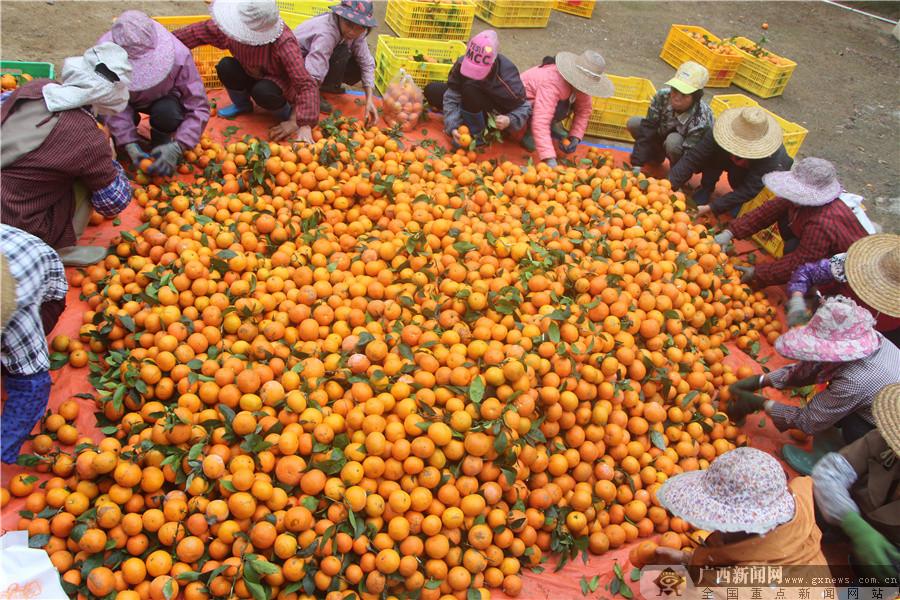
[0, 253, 17, 330]
[774, 295, 879, 363]
[103, 11, 176, 92]
[657, 447, 795, 535]
[872, 383, 900, 455]
[713, 106, 784, 159]
[555, 50, 615, 98]
[844, 234, 900, 318]
[762, 158, 842, 207]
[211, 0, 284, 46]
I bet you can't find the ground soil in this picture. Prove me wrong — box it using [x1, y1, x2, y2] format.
[2, 0, 898, 231]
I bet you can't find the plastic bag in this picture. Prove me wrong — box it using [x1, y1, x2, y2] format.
[839, 192, 877, 234]
[0, 531, 69, 599]
[381, 70, 423, 132]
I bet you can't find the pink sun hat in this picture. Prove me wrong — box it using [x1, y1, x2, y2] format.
[460, 30, 499, 81]
[657, 447, 795, 535]
[775, 295, 879, 362]
[99, 11, 176, 92]
[762, 157, 842, 207]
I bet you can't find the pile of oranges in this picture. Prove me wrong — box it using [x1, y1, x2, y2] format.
[5, 119, 779, 600]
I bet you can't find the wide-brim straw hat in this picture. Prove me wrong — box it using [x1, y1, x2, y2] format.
[762, 157, 842, 207]
[774, 295, 879, 362]
[212, 0, 284, 46]
[556, 50, 615, 98]
[101, 11, 176, 92]
[845, 234, 900, 318]
[872, 383, 900, 455]
[657, 447, 795, 535]
[0, 253, 17, 330]
[713, 106, 783, 159]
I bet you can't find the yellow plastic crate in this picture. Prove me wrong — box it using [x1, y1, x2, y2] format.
[554, 0, 595, 18]
[659, 25, 744, 87]
[277, 0, 339, 29]
[476, 0, 554, 28]
[737, 188, 784, 257]
[385, 0, 476, 41]
[727, 36, 797, 98]
[709, 94, 807, 158]
[566, 75, 656, 142]
[155, 15, 229, 89]
[374, 36, 466, 95]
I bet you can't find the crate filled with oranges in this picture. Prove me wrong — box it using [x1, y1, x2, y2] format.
[659, 24, 744, 87]
[1, 60, 55, 90]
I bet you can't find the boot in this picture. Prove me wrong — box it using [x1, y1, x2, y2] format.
[218, 89, 253, 118]
[460, 109, 486, 145]
[550, 121, 569, 141]
[56, 246, 108, 267]
[270, 103, 293, 122]
[519, 129, 536, 152]
[781, 444, 826, 476]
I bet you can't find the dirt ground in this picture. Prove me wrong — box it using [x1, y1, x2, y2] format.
[2, 0, 898, 232]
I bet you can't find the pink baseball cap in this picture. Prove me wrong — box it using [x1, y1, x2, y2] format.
[460, 30, 498, 80]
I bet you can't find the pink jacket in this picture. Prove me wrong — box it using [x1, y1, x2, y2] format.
[520, 63, 592, 161]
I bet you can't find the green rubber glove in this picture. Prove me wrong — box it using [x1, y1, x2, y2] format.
[726, 391, 766, 424]
[730, 375, 763, 394]
[841, 512, 900, 580]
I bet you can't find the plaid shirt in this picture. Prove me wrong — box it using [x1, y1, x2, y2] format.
[644, 88, 713, 151]
[92, 160, 132, 218]
[766, 334, 900, 434]
[174, 19, 319, 127]
[0, 224, 67, 375]
[729, 197, 869, 287]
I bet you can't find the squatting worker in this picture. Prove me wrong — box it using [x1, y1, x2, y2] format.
[424, 30, 531, 148]
[293, 0, 378, 123]
[655, 447, 832, 582]
[727, 296, 900, 474]
[100, 10, 210, 177]
[173, 0, 319, 143]
[812, 383, 900, 580]
[785, 234, 900, 344]
[668, 106, 792, 216]
[0, 43, 134, 267]
[0, 225, 68, 464]
[520, 51, 614, 167]
[714, 158, 870, 289]
[627, 61, 713, 170]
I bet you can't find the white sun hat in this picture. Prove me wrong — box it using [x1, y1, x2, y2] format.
[211, 0, 284, 46]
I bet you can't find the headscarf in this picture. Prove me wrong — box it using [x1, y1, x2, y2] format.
[42, 42, 132, 115]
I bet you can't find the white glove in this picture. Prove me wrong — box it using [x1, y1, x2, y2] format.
[714, 230, 734, 246]
[147, 142, 182, 177]
[786, 295, 809, 327]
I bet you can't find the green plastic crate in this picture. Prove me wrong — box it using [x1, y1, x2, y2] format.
[1, 60, 55, 81]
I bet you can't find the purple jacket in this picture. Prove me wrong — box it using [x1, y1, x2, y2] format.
[99, 33, 209, 150]
[293, 13, 376, 90]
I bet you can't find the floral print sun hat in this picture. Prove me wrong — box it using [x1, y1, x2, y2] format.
[656, 447, 795, 535]
[775, 295, 879, 363]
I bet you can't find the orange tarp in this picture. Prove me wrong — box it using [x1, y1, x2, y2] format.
[0, 90, 806, 600]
